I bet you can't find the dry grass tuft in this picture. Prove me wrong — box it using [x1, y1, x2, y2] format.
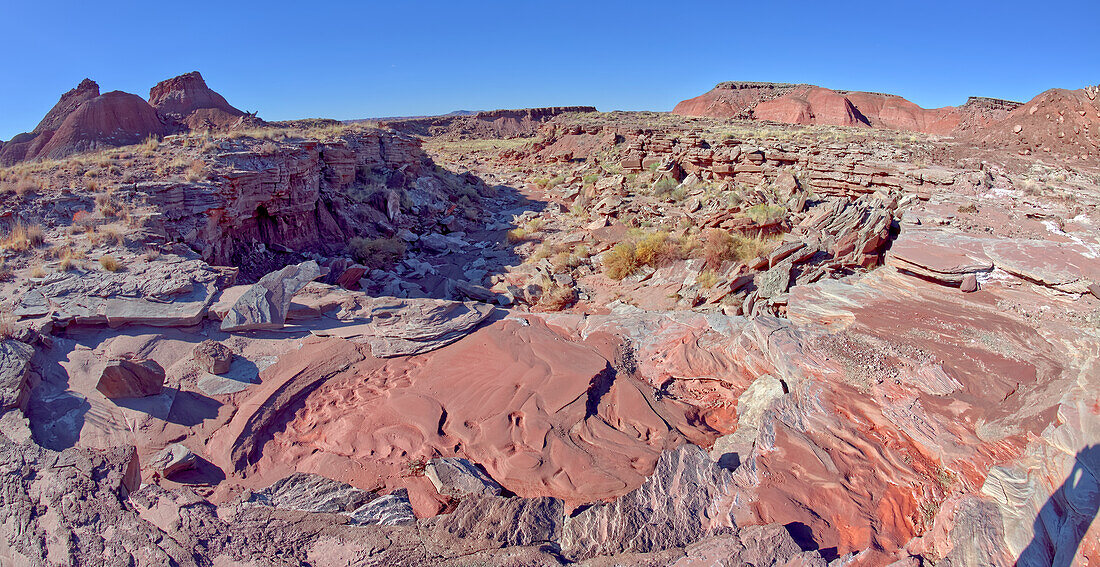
[99, 255, 123, 272]
[2, 222, 46, 252]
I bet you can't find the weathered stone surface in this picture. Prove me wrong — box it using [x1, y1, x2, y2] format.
[560, 445, 736, 560]
[885, 228, 993, 284]
[253, 473, 373, 514]
[0, 340, 35, 411]
[312, 297, 493, 357]
[96, 358, 165, 399]
[221, 261, 321, 332]
[250, 472, 414, 526]
[425, 494, 564, 548]
[147, 443, 196, 477]
[193, 339, 233, 374]
[755, 263, 792, 299]
[19, 257, 225, 327]
[425, 458, 503, 498]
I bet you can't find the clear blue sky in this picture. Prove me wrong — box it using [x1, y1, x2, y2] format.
[2, 0, 1098, 140]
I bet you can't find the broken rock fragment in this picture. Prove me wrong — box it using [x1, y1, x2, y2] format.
[193, 339, 233, 374]
[0, 340, 35, 411]
[221, 261, 321, 332]
[96, 357, 165, 399]
[148, 443, 197, 477]
[425, 457, 503, 498]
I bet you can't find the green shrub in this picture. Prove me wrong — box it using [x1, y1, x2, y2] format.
[744, 204, 786, 223]
[349, 237, 406, 268]
[652, 177, 678, 196]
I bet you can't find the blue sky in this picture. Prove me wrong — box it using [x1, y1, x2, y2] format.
[1, 0, 1098, 139]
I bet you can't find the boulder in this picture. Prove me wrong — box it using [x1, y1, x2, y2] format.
[346, 488, 416, 526]
[960, 274, 978, 292]
[148, 443, 196, 477]
[193, 340, 233, 374]
[885, 229, 993, 285]
[96, 358, 165, 399]
[774, 170, 801, 201]
[0, 340, 35, 411]
[426, 494, 564, 548]
[425, 458, 503, 498]
[221, 261, 321, 332]
[335, 265, 368, 290]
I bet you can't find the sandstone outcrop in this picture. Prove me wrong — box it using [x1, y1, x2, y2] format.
[311, 296, 494, 356]
[250, 472, 416, 526]
[560, 444, 737, 559]
[382, 106, 597, 138]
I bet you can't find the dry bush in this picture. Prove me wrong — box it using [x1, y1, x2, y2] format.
[141, 248, 161, 261]
[743, 204, 786, 223]
[731, 234, 778, 262]
[603, 230, 698, 279]
[632, 231, 681, 267]
[15, 179, 39, 196]
[142, 136, 159, 152]
[0, 307, 16, 339]
[349, 237, 406, 269]
[603, 242, 639, 280]
[538, 284, 577, 311]
[957, 203, 978, 214]
[99, 255, 123, 272]
[29, 265, 45, 278]
[701, 229, 737, 268]
[186, 160, 206, 182]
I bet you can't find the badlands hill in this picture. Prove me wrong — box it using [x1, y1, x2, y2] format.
[0, 76, 1097, 566]
[672, 81, 1022, 136]
[0, 72, 258, 167]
